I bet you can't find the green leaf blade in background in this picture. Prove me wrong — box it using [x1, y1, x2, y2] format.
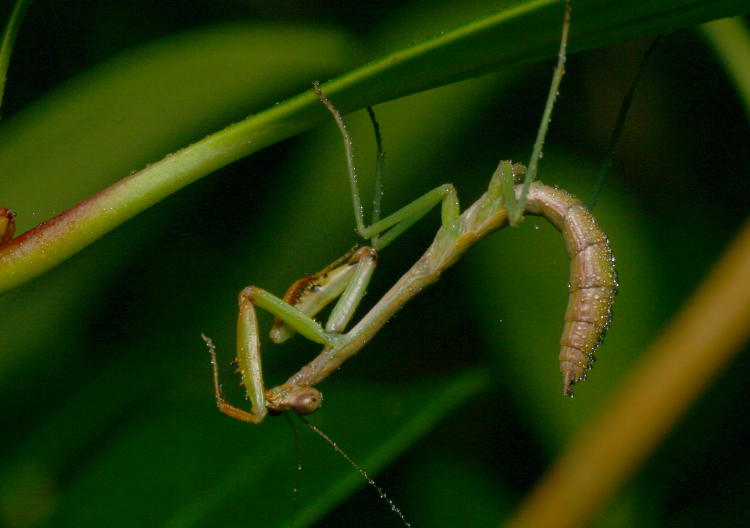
[0, 23, 357, 229]
[0, 0, 32, 112]
[35, 371, 490, 528]
[701, 16, 750, 118]
[1, 0, 749, 293]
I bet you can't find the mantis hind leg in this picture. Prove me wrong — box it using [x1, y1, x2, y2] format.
[202, 287, 275, 424]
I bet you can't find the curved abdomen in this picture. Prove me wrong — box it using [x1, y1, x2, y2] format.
[524, 183, 617, 396]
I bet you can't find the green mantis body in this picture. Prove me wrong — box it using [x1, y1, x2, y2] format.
[205, 0, 617, 424]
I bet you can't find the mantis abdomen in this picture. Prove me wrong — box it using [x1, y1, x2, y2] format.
[524, 183, 617, 396]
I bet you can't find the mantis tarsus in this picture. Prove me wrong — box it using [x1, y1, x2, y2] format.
[204, 0, 617, 425]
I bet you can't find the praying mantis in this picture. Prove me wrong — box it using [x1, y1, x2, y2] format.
[204, 0, 617, 425]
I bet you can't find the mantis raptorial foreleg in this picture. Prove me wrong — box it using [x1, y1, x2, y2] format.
[206, 246, 379, 423]
[270, 246, 359, 343]
[206, 0, 616, 424]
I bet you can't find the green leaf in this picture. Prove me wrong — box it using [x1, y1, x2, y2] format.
[0, 0, 31, 113]
[2, 0, 748, 292]
[701, 16, 750, 116]
[8, 369, 490, 527]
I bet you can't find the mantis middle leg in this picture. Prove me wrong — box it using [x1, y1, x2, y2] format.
[313, 82, 463, 252]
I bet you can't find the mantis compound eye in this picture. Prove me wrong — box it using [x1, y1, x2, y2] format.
[290, 387, 323, 415]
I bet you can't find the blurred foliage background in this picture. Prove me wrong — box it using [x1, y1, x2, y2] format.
[0, 0, 749, 527]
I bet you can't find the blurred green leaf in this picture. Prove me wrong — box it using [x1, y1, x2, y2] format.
[22, 371, 490, 527]
[702, 16, 750, 115]
[406, 455, 514, 527]
[2, 0, 749, 292]
[0, 23, 356, 228]
[0, 0, 31, 113]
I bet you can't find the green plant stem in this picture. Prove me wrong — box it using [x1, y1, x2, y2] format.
[503, 216, 750, 528]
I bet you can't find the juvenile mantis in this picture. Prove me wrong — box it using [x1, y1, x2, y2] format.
[204, 0, 617, 424]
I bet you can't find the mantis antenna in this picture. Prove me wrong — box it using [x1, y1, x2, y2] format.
[300, 416, 412, 528]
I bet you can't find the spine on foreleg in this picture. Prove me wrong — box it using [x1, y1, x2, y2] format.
[524, 183, 617, 396]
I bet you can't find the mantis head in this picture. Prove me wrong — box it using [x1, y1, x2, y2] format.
[266, 384, 324, 415]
